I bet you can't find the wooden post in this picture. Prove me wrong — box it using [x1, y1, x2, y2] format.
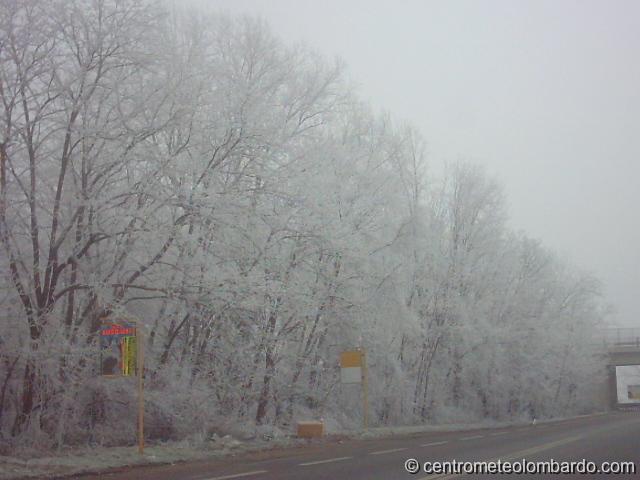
[361, 348, 369, 430]
[137, 327, 144, 455]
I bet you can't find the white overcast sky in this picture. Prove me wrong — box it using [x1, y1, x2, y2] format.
[197, 0, 640, 326]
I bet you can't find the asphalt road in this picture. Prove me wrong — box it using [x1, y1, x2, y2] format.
[71, 412, 640, 480]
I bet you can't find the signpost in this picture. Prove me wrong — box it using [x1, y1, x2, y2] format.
[137, 328, 144, 455]
[340, 348, 369, 429]
[99, 319, 145, 454]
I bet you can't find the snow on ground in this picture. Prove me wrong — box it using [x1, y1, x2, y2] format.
[0, 413, 606, 479]
[0, 430, 300, 480]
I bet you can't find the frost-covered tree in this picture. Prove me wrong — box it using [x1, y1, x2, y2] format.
[0, 0, 608, 450]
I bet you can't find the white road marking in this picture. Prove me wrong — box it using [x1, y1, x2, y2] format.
[421, 440, 449, 447]
[369, 447, 408, 455]
[459, 435, 484, 441]
[299, 456, 352, 466]
[419, 435, 583, 480]
[490, 431, 508, 436]
[204, 471, 268, 480]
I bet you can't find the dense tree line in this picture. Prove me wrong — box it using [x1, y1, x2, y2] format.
[0, 0, 606, 449]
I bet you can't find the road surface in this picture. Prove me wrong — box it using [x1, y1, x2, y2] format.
[71, 412, 640, 479]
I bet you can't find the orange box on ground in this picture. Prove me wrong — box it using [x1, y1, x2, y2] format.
[297, 421, 324, 438]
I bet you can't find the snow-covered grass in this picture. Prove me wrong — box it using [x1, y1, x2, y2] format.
[0, 412, 608, 479]
[0, 428, 303, 480]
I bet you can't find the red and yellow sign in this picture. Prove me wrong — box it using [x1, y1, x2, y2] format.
[100, 322, 137, 376]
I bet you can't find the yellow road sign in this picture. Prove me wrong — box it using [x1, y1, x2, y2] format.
[340, 350, 363, 368]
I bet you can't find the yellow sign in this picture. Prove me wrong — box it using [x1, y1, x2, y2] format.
[121, 336, 137, 376]
[339, 349, 369, 427]
[340, 350, 363, 368]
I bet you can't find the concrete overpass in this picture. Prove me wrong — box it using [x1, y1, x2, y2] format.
[602, 327, 640, 408]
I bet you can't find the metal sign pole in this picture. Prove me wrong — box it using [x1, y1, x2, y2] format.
[137, 327, 145, 455]
[361, 349, 368, 430]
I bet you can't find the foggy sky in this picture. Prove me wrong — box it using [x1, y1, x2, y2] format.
[203, 0, 640, 326]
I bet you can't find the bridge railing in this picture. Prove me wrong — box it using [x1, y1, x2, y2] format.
[600, 327, 640, 348]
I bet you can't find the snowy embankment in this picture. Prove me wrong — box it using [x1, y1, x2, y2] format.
[0, 431, 293, 480]
[0, 413, 607, 480]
